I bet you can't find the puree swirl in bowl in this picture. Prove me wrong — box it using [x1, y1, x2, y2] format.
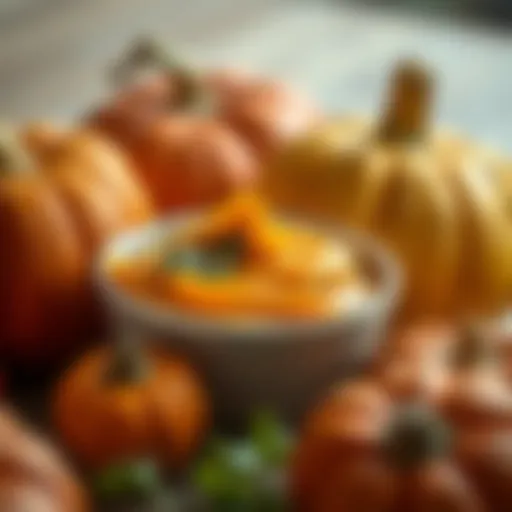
[108, 195, 374, 320]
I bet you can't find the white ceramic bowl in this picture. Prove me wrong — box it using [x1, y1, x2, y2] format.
[95, 212, 402, 427]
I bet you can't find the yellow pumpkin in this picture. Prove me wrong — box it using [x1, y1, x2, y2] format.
[262, 60, 512, 320]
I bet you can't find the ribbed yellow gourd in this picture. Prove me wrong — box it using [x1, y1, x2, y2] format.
[262, 60, 512, 319]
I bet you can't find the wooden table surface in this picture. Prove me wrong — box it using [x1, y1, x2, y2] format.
[0, 0, 511, 150]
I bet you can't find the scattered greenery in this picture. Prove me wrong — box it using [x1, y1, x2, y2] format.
[192, 410, 294, 511]
[91, 411, 294, 511]
[93, 459, 165, 500]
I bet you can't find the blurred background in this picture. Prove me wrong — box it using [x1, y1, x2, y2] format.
[0, 0, 511, 149]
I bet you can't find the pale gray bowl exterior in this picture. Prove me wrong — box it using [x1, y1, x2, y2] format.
[95, 212, 402, 427]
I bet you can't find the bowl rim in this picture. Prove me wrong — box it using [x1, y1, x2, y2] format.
[94, 210, 403, 343]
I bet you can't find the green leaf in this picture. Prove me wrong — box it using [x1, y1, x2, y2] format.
[93, 459, 161, 500]
[250, 410, 294, 466]
[193, 446, 233, 497]
[193, 439, 263, 500]
[192, 412, 293, 512]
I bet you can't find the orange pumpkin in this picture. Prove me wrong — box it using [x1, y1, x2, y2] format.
[53, 337, 210, 471]
[292, 326, 512, 511]
[376, 323, 512, 428]
[0, 405, 88, 511]
[0, 124, 153, 365]
[88, 39, 318, 212]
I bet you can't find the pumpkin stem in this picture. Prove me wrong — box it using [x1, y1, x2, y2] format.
[105, 330, 150, 385]
[451, 323, 495, 369]
[378, 59, 433, 142]
[384, 403, 451, 469]
[112, 36, 212, 112]
[0, 125, 35, 175]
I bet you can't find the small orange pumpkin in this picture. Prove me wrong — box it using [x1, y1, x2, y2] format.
[53, 336, 210, 471]
[292, 325, 512, 511]
[88, 39, 318, 213]
[0, 123, 153, 365]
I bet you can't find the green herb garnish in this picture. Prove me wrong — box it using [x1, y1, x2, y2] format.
[164, 231, 247, 278]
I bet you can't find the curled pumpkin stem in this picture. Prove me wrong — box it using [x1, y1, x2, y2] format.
[378, 59, 434, 142]
[105, 331, 150, 384]
[111, 36, 208, 110]
[384, 403, 451, 470]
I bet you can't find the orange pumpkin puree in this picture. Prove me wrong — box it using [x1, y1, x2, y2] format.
[109, 195, 373, 320]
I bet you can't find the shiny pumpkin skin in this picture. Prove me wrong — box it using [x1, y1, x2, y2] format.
[130, 115, 257, 212]
[0, 406, 88, 512]
[0, 125, 154, 364]
[262, 62, 512, 320]
[293, 326, 512, 511]
[53, 345, 210, 470]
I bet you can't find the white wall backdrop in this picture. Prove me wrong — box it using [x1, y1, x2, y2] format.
[0, 0, 510, 150]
